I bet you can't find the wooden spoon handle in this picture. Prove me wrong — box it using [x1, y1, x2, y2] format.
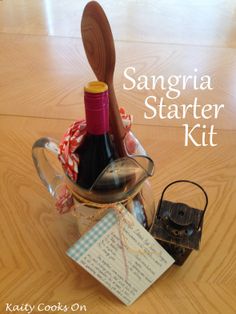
[108, 83, 127, 153]
[81, 1, 127, 156]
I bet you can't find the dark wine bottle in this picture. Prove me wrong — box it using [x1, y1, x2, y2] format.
[76, 81, 119, 190]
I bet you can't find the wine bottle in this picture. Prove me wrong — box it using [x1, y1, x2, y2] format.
[76, 81, 119, 191]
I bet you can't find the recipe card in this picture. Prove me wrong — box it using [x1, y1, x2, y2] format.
[67, 207, 174, 305]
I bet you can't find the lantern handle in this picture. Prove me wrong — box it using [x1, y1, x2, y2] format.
[159, 180, 208, 230]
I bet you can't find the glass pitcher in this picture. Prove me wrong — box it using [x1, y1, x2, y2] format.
[32, 131, 156, 235]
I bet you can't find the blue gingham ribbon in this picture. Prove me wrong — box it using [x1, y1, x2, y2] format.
[67, 210, 117, 261]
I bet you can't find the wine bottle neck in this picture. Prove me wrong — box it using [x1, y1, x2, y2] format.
[84, 90, 109, 135]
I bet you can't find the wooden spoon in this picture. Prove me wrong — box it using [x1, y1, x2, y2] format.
[81, 1, 126, 156]
[81, 1, 153, 228]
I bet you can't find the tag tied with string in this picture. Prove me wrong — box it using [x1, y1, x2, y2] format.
[67, 206, 174, 306]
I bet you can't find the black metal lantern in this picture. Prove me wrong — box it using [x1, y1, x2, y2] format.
[151, 180, 208, 265]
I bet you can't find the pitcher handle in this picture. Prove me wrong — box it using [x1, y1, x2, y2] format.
[32, 137, 64, 197]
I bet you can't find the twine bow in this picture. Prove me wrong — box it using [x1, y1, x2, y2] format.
[55, 183, 134, 279]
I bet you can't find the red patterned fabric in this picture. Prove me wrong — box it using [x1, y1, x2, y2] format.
[55, 185, 74, 214]
[58, 108, 133, 183]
